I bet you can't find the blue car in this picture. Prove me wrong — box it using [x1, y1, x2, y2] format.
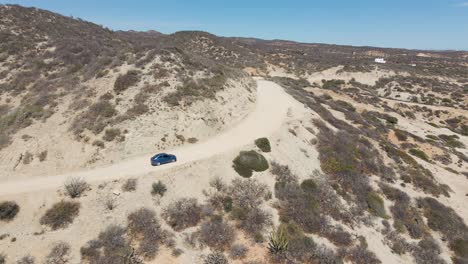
[151, 153, 177, 166]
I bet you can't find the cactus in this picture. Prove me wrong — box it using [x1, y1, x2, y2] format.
[268, 229, 289, 253]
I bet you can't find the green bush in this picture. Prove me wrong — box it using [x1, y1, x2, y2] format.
[300, 179, 317, 194]
[366, 191, 387, 218]
[151, 181, 167, 196]
[40, 201, 80, 230]
[450, 239, 468, 259]
[409, 149, 430, 162]
[439, 134, 465, 148]
[0, 201, 19, 221]
[255, 137, 271, 152]
[232, 150, 269, 178]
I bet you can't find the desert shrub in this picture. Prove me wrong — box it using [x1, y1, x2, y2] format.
[379, 183, 410, 204]
[92, 140, 105, 148]
[40, 201, 80, 230]
[45, 242, 71, 264]
[394, 129, 408, 141]
[162, 198, 202, 231]
[366, 191, 387, 218]
[232, 150, 269, 178]
[450, 239, 468, 259]
[122, 178, 137, 192]
[0, 254, 5, 264]
[268, 228, 289, 254]
[323, 226, 353, 247]
[38, 150, 48, 162]
[237, 206, 272, 234]
[151, 181, 167, 196]
[418, 197, 468, 239]
[80, 225, 132, 263]
[439, 134, 465, 148]
[104, 196, 117, 211]
[229, 178, 268, 210]
[254, 137, 271, 152]
[270, 161, 298, 183]
[409, 149, 430, 162]
[103, 128, 121, 142]
[188, 137, 198, 144]
[114, 70, 140, 92]
[300, 179, 317, 194]
[17, 255, 35, 264]
[229, 244, 248, 259]
[384, 231, 411, 255]
[64, 177, 89, 198]
[385, 116, 398, 125]
[127, 208, 171, 259]
[23, 151, 33, 164]
[204, 252, 228, 264]
[198, 217, 235, 250]
[340, 246, 381, 264]
[412, 237, 446, 264]
[322, 79, 345, 89]
[0, 201, 19, 221]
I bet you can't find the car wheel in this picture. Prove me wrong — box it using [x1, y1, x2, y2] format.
[156, 162, 160, 166]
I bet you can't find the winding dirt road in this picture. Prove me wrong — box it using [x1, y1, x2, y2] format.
[0, 79, 301, 196]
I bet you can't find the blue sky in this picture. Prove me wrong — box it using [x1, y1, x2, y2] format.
[1, 0, 467, 50]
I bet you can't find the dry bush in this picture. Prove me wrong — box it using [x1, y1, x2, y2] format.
[127, 208, 172, 259]
[80, 225, 133, 264]
[104, 196, 117, 211]
[151, 181, 167, 196]
[16, 255, 35, 264]
[38, 150, 48, 162]
[339, 246, 381, 264]
[114, 70, 140, 92]
[229, 178, 268, 210]
[40, 201, 80, 230]
[230, 244, 248, 259]
[64, 177, 89, 198]
[198, 216, 235, 250]
[383, 231, 411, 255]
[103, 128, 121, 142]
[0, 201, 20, 221]
[412, 237, 446, 264]
[23, 151, 33, 164]
[122, 178, 137, 192]
[45, 242, 71, 264]
[0, 254, 4, 264]
[162, 198, 202, 231]
[322, 225, 353, 247]
[204, 252, 228, 264]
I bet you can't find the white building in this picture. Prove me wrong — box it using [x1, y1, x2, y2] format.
[375, 58, 387, 64]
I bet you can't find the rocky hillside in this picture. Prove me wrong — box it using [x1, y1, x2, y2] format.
[0, 5, 255, 178]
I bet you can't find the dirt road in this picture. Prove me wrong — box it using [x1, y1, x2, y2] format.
[0, 79, 302, 196]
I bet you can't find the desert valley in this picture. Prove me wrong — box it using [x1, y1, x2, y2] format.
[0, 4, 467, 264]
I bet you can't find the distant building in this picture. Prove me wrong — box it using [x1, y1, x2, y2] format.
[375, 58, 387, 64]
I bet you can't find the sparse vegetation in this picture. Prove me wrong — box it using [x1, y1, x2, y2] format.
[204, 252, 228, 264]
[40, 201, 80, 230]
[409, 148, 430, 162]
[122, 178, 137, 192]
[114, 70, 141, 92]
[229, 244, 248, 259]
[0, 201, 19, 221]
[127, 208, 172, 259]
[17, 255, 35, 264]
[45, 242, 71, 264]
[198, 216, 235, 250]
[80, 225, 133, 263]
